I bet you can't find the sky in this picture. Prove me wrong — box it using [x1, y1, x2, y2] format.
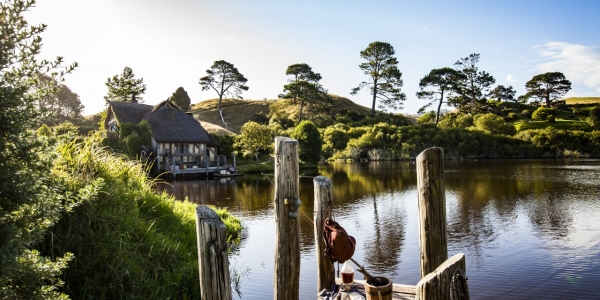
[25, 0, 600, 116]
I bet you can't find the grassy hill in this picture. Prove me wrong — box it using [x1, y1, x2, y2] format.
[564, 97, 600, 105]
[191, 95, 382, 134]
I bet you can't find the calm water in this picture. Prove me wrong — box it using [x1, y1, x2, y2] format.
[157, 159, 600, 299]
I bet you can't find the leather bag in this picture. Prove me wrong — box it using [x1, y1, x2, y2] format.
[323, 218, 356, 263]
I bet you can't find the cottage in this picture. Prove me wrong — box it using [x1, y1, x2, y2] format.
[105, 100, 220, 175]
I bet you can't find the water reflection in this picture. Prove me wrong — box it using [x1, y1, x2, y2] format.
[158, 159, 600, 300]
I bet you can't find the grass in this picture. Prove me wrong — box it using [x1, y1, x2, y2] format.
[190, 95, 392, 134]
[41, 134, 242, 299]
[565, 97, 600, 105]
[514, 119, 591, 131]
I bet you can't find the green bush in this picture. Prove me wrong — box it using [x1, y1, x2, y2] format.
[418, 111, 436, 124]
[586, 106, 600, 128]
[291, 120, 323, 163]
[522, 109, 532, 118]
[474, 113, 517, 135]
[531, 107, 555, 121]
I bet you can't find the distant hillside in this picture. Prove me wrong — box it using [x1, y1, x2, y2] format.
[191, 95, 381, 134]
[564, 97, 600, 105]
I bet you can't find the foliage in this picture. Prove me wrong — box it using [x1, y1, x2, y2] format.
[41, 136, 242, 299]
[473, 113, 516, 135]
[418, 111, 436, 124]
[586, 106, 600, 129]
[449, 53, 496, 112]
[212, 133, 236, 157]
[169, 87, 191, 112]
[237, 121, 272, 164]
[531, 107, 555, 121]
[104, 66, 147, 103]
[291, 120, 323, 163]
[416, 67, 461, 125]
[37, 81, 85, 125]
[279, 63, 332, 124]
[119, 120, 152, 158]
[0, 1, 79, 298]
[437, 113, 474, 129]
[53, 121, 79, 137]
[351, 41, 406, 116]
[199, 60, 248, 128]
[322, 126, 350, 157]
[523, 72, 571, 107]
[489, 85, 517, 102]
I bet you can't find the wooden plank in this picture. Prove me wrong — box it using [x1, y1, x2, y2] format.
[416, 147, 448, 278]
[415, 253, 466, 300]
[273, 137, 301, 300]
[195, 205, 232, 300]
[314, 176, 335, 292]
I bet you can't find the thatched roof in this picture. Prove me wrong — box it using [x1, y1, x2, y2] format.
[107, 100, 218, 145]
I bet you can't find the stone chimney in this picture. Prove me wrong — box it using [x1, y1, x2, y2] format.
[131, 93, 138, 103]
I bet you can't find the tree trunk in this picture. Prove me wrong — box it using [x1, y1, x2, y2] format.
[297, 100, 305, 124]
[435, 90, 445, 126]
[371, 80, 378, 117]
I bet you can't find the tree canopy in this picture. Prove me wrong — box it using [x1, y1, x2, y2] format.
[489, 85, 517, 102]
[291, 120, 323, 163]
[351, 41, 406, 116]
[523, 72, 571, 107]
[416, 67, 461, 125]
[0, 0, 78, 298]
[449, 53, 496, 112]
[237, 121, 271, 164]
[37, 80, 85, 125]
[169, 87, 191, 112]
[199, 60, 248, 127]
[104, 66, 147, 103]
[279, 63, 331, 124]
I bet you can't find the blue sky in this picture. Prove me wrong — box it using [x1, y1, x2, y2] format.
[26, 0, 600, 115]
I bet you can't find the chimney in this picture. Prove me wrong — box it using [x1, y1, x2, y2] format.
[131, 94, 137, 103]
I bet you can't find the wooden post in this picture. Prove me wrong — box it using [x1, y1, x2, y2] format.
[273, 136, 301, 300]
[415, 253, 467, 300]
[314, 176, 335, 292]
[196, 205, 232, 300]
[416, 147, 448, 278]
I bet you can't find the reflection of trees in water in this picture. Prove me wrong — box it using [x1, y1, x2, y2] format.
[445, 160, 580, 258]
[361, 192, 407, 277]
[527, 190, 573, 241]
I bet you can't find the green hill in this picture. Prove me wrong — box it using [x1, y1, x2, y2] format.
[564, 97, 600, 105]
[190, 95, 387, 134]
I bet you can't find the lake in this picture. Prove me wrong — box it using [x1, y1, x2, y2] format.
[157, 159, 600, 299]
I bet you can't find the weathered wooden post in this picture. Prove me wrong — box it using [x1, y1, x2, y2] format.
[274, 136, 301, 300]
[314, 176, 335, 292]
[196, 205, 232, 300]
[416, 147, 448, 278]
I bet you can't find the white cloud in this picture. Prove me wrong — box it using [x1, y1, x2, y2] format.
[534, 42, 600, 92]
[506, 74, 517, 82]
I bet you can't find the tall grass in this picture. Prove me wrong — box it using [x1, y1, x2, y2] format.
[40, 135, 241, 299]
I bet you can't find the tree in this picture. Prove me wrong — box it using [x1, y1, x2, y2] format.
[523, 72, 571, 107]
[0, 1, 77, 298]
[169, 87, 191, 112]
[199, 60, 249, 127]
[489, 85, 516, 102]
[449, 53, 496, 112]
[37, 80, 84, 125]
[291, 120, 323, 163]
[416, 67, 462, 125]
[279, 64, 331, 123]
[104, 66, 147, 103]
[351, 41, 406, 116]
[237, 121, 271, 164]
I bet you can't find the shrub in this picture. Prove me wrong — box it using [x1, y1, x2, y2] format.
[418, 111, 436, 124]
[531, 107, 555, 121]
[522, 109, 532, 118]
[291, 120, 323, 163]
[474, 113, 517, 135]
